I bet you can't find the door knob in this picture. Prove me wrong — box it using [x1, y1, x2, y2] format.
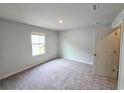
[94, 54, 96, 56]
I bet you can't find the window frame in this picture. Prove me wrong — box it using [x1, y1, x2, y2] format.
[31, 32, 46, 56]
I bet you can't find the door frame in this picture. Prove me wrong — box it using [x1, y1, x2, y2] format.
[117, 21, 124, 89]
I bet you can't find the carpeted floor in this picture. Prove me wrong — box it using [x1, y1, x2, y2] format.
[0, 58, 117, 90]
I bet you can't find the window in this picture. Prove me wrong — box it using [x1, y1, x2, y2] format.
[31, 32, 45, 56]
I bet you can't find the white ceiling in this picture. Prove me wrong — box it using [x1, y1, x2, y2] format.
[0, 3, 123, 31]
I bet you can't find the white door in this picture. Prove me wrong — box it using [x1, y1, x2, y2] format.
[94, 30, 115, 77]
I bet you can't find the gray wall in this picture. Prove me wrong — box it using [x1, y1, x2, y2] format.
[0, 19, 59, 78]
[59, 27, 94, 65]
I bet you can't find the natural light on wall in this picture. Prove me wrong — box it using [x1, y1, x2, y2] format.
[31, 32, 45, 56]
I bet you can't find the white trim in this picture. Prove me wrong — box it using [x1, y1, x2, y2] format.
[118, 21, 124, 89]
[31, 32, 45, 36]
[0, 62, 42, 80]
[93, 71, 115, 78]
[63, 57, 93, 65]
[31, 32, 46, 56]
[0, 58, 57, 80]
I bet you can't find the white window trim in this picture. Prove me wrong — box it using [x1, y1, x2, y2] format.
[31, 32, 46, 56]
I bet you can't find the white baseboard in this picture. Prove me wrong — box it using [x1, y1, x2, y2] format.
[63, 57, 93, 65]
[93, 70, 116, 79]
[0, 57, 57, 80]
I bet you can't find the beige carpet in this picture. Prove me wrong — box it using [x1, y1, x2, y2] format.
[0, 58, 117, 90]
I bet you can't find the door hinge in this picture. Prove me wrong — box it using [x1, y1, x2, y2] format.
[114, 50, 116, 54]
[115, 32, 117, 35]
[112, 69, 115, 72]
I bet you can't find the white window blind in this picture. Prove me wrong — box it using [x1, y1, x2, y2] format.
[31, 32, 45, 56]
